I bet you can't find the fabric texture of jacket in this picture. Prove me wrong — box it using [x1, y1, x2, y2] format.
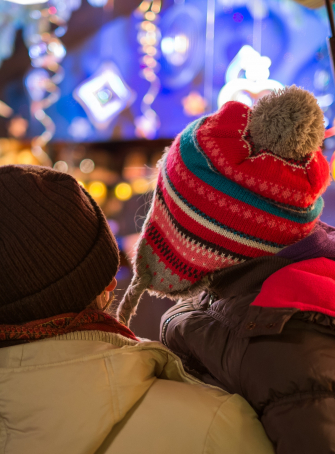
[161, 221, 335, 454]
[0, 329, 274, 454]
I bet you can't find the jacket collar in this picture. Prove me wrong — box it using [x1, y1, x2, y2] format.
[207, 256, 291, 300]
[278, 221, 335, 262]
[208, 221, 335, 300]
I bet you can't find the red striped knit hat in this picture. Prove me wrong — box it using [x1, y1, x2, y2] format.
[118, 86, 330, 326]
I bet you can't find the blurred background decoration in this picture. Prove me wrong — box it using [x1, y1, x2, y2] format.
[1, 0, 335, 338]
[2, 0, 335, 141]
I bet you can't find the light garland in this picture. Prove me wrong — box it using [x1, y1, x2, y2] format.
[134, 0, 162, 139]
[25, 6, 67, 162]
[0, 0, 107, 159]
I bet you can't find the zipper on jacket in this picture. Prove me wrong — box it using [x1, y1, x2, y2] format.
[208, 294, 216, 307]
[161, 312, 185, 348]
[162, 294, 216, 347]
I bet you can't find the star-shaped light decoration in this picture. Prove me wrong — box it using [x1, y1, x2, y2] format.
[73, 62, 136, 130]
[181, 91, 207, 117]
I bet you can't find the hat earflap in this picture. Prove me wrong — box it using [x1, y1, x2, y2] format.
[117, 273, 151, 326]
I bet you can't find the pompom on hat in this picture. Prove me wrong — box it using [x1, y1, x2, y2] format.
[118, 86, 330, 326]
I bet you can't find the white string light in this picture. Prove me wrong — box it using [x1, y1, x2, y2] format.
[134, 0, 162, 139]
[26, 6, 67, 162]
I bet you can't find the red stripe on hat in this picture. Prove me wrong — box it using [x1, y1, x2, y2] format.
[148, 197, 240, 274]
[159, 179, 270, 259]
[166, 143, 311, 245]
[196, 102, 329, 208]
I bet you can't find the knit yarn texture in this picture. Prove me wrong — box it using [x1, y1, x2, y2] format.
[0, 165, 119, 324]
[118, 99, 329, 326]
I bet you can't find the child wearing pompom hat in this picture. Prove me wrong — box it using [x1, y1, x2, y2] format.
[119, 86, 335, 453]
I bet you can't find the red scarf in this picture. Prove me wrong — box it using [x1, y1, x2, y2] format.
[0, 308, 138, 344]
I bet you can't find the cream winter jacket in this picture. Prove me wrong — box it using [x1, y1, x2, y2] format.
[0, 330, 274, 454]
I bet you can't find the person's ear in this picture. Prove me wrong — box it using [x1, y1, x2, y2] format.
[105, 277, 117, 292]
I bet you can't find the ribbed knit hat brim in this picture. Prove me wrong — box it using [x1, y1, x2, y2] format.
[0, 165, 119, 324]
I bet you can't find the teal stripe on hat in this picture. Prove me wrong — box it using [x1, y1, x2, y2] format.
[178, 118, 324, 225]
[163, 161, 285, 250]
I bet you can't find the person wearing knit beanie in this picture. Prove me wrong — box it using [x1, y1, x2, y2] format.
[0, 165, 120, 324]
[0, 165, 274, 454]
[118, 85, 330, 326]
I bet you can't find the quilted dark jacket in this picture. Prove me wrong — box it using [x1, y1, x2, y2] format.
[161, 222, 335, 454]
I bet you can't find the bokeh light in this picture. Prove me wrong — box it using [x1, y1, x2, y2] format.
[88, 181, 107, 202]
[80, 158, 95, 173]
[115, 182, 132, 201]
[132, 178, 150, 194]
[330, 151, 335, 180]
[53, 160, 69, 173]
[17, 150, 37, 165]
[77, 180, 86, 189]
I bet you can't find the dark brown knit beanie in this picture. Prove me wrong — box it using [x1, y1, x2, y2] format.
[0, 165, 120, 324]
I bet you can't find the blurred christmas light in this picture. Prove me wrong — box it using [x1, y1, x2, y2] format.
[53, 160, 69, 173]
[29, 38, 66, 67]
[132, 178, 150, 194]
[77, 180, 87, 189]
[16, 150, 37, 165]
[68, 117, 92, 140]
[30, 10, 42, 19]
[87, 0, 108, 6]
[73, 63, 135, 130]
[150, 177, 158, 191]
[25, 69, 50, 102]
[314, 69, 330, 90]
[316, 94, 334, 109]
[4, 0, 48, 3]
[139, 1, 150, 12]
[182, 91, 207, 116]
[115, 182, 132, 201]
[161, 34, 189, 66]
[159, 3, 204, 91]
[218, 45, 283, 108]
[88, 181, 107, 202]
[0, 100, 13, 118]
[135, 0, 162, 139]
[151, 0, 161, 13]
[8, 116, 28, 138]
[134, 109, 159, 139]
[330, 152, 335, 180]
[26, 6, 67, 160]
[80, 158, 95, 174]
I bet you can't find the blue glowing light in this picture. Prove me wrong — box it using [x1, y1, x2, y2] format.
[73, 62, 136, 130]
